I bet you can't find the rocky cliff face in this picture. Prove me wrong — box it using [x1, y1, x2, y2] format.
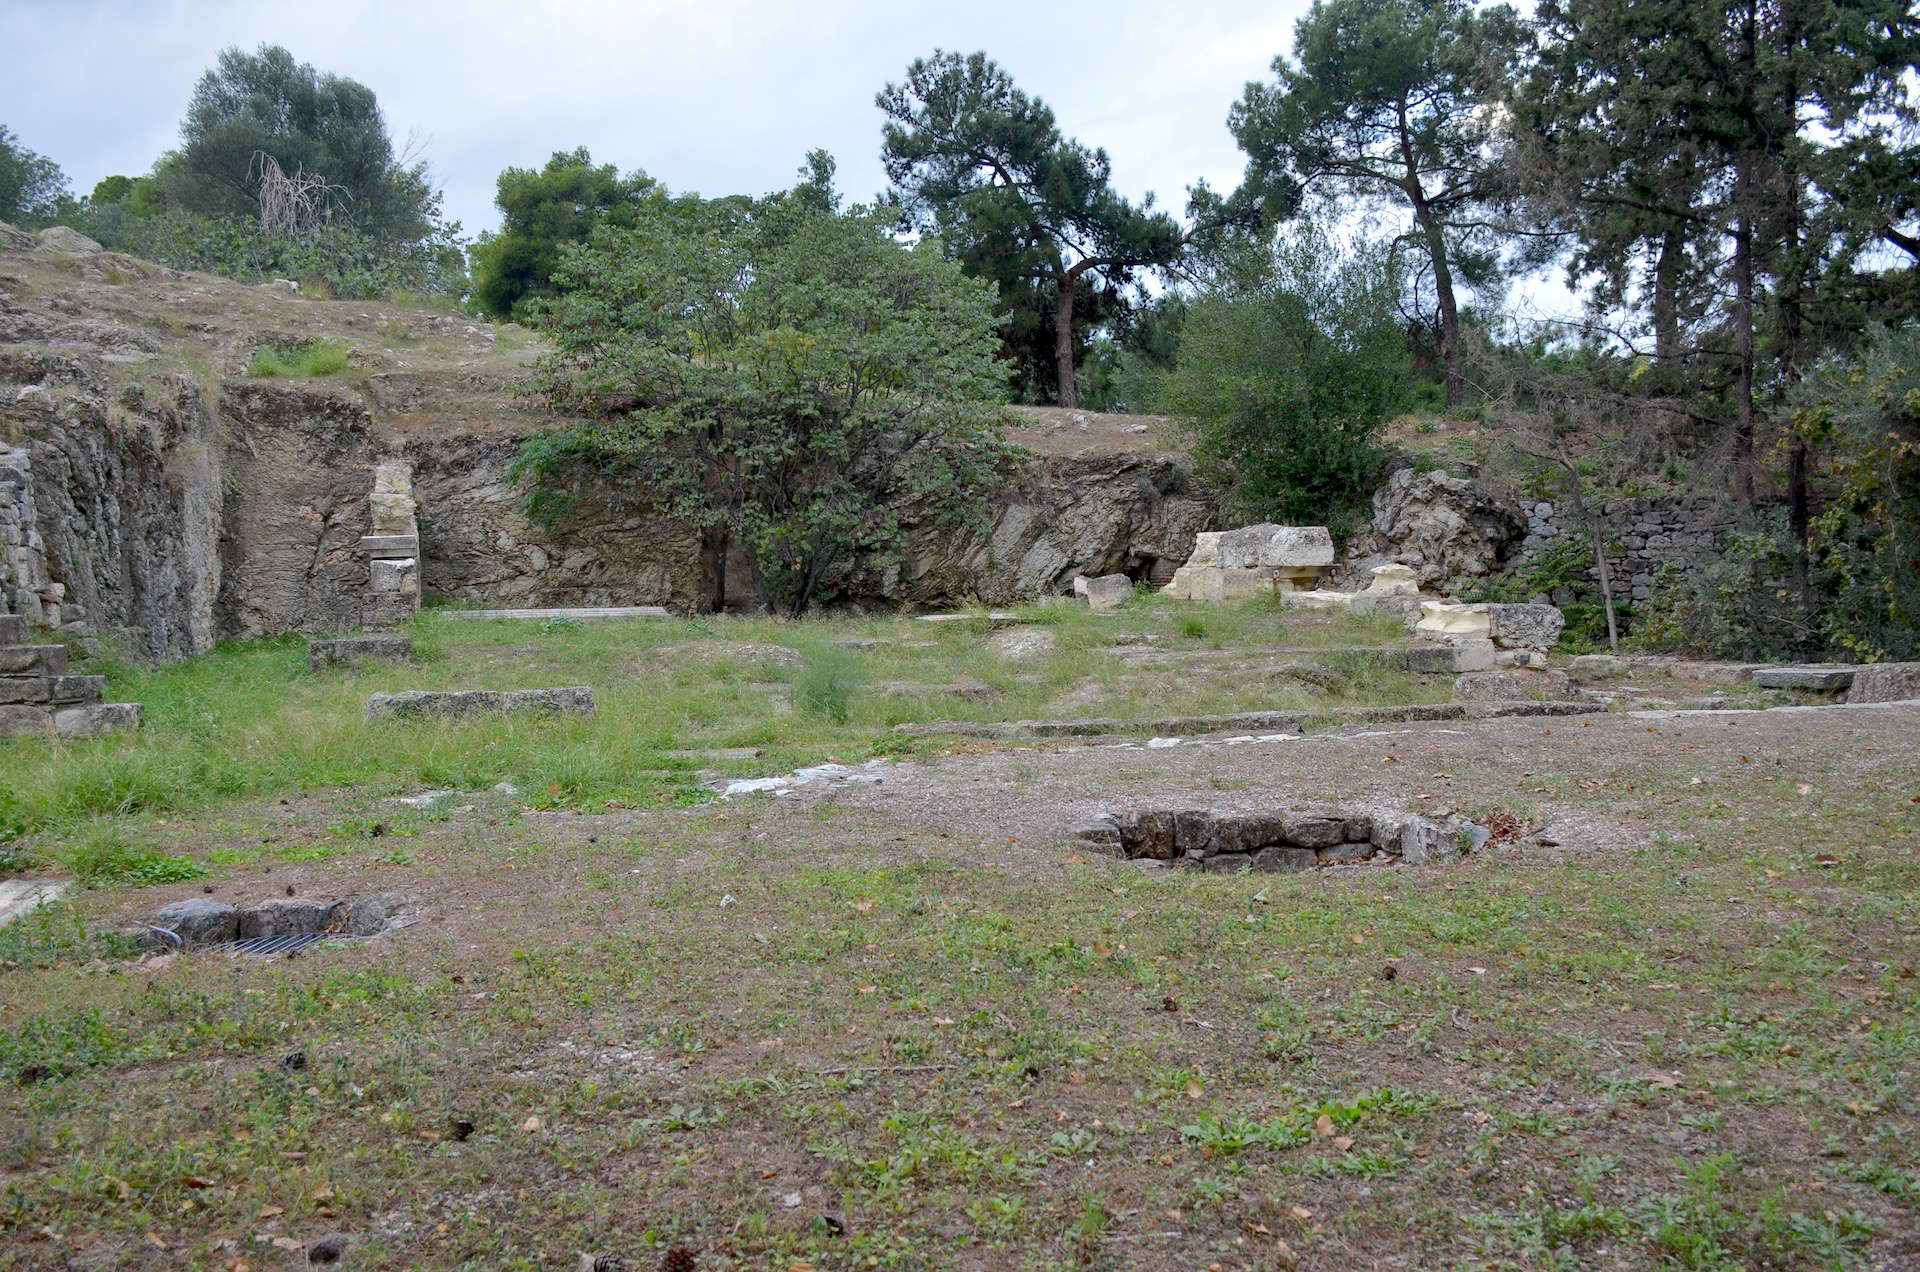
[0, 226, 1217, 659]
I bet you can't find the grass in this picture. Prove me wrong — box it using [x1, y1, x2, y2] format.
[1, 595, 1915, 1267]
[246, 338, 350, 378]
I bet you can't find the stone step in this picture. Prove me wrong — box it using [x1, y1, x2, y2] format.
[0, 644, 67, 675]
[55, 702, 141, 738]
[439, 606, 669, 622]
[0, 615, 24, 645]
[1751, 666, 1855, 691]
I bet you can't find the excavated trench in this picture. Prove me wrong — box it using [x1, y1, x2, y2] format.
[1072, 806, 1487, 872]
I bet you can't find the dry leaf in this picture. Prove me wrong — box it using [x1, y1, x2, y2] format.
[858, 984, 877, 994]
[852, 900, 874, 913]
[145, 1233, 168, 1251]
[1289, 1205, 1314, 1221]
[520, 1115, 542, 1133]
[1314, 1113, 1336, 1137]
[1333, 1135, 1355, 1151]
[181, 1176, 214, 1190]
[258, 1205, 284, 1219]
[1186, 1079, 1205, 1099]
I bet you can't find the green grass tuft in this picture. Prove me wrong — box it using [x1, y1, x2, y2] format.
[247, 339, 350, 377]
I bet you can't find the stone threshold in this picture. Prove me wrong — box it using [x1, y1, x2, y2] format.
[438, 606, 670, 621]
[894, 699, 1602, 741]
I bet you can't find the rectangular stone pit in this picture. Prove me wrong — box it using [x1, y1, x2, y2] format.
[1074, 805, 1468, 872]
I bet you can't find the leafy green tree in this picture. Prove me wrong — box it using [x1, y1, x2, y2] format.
[1230, 0, 1525, 407]
[0, 125, 70, 225]
[158, 44, 436, 241]
[510, 175, 1016, 616]
[1158, 224, 1410, 538]
[469, 148, 662, 319]
[878, 51, 1210, 409]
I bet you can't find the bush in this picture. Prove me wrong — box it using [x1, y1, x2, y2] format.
[1155, 222, 1409, 541]
[248, 339, 350, 377]
[69, 205, 467, 302]
[793, 648, 865, 723]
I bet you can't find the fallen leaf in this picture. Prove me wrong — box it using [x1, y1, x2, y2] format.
[1289, 1205, 1314, 1221]
[1314, 1113, 1336, 1137]
[181, 1176, 214, 1190]
[145, 1233, 168, 1251]
[1185, 1079, 1205, 1099]
[1798, 783, 1813, 795]
[258, 1205, 284, 1219]
[852, 900, 874, 914]
[1333, 1135, 1355, 1151]
[858, 984, 877, 995]
[520, 1115, 542, 1133]
[1813, 853, 1842, 867]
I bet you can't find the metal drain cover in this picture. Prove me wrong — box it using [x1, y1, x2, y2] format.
[203, 933, 335, 957]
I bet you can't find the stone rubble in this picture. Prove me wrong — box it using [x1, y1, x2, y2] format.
[364, 686, 597, 720]
[1165, 524, 1333, 602]
[1074, 804, 1481, 871]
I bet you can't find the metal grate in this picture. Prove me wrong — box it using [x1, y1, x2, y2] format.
[203, 933, 334, 958]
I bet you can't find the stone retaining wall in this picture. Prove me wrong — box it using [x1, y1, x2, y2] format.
[1518, 494, 1739, 603]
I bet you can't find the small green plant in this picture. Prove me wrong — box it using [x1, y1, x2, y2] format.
[793, 647, 864, 723]
[33, 821, 206, 886]
[248, 339, 351, 378]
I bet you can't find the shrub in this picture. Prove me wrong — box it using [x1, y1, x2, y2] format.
[1157, 222, 1410, 541]
[793, 648, 864, 723]
[248, 339, 350, 377]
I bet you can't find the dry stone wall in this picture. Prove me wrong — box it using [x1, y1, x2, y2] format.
[1519, 494, 1737, 603]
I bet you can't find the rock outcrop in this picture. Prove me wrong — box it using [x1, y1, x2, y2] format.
[1351, 467, 1525, 588]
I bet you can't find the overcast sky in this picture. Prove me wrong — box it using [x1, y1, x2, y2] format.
[1, 0, 1307, 237]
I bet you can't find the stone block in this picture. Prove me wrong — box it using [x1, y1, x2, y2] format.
[989, 627, 1058, 661]
[1404, 646, 1459, 675]
[0, 674, 50, 703]
[0, 644, 65, 674]
[1396, 816, 1460, 865]
[1495, 650, 1549, 669]
[368, 490, 417, 534]
[1450, 639, 1497, 672]
[0, 704, 52, 738]
[359, 534, 420, 559]
[1751, 666, 1854, 691]
[1251, 846, 1319, 873]
[1118, 809, 1176, 860]
[309, 637, 413, 671]
[1072, 572, 1133, 611]
[1416, 602, 1491, 639]
[0, 615, 23, 646]
[49, 675, 102, 704]
[1200, 854, 1252, 873]
[1488, 603, 1566, 651]
[1189, 524, 1334, 570]
[365, 686, 597, 720]
[146, 899, 239, 949]
[1071, 817, 1124, 854]
[370, 557, 419, 595]
[1163, 563, 1274, 604]
[1318, 842, 1374, 863]
[53, 702, 141, 737]
[338, 893, 406, 935]
[1173, 809, 1218, 856]
[1349, 594, 1422, 626]
[1848, 661, 1920, 703]
[1281, 813, 1344, 849]
[1212, 811, 1290, 854]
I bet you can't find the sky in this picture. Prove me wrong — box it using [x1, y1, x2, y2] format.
[0, 0, 1307, 238]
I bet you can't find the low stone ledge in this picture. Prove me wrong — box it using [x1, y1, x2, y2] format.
[0, 644, 67, 675]
[365, 686, 597, 720]
[894, 698, 1604, 740]
[1076, 804, 1481, 871]
[440, 607, 668, 622]
[50, 674, 104, 705]
[1752, 666, 1855, 691]
[310, 636, 414, 671]
[359, 534, 420, 559]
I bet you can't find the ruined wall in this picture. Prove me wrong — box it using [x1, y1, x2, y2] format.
[1517, 494, 1737, 604]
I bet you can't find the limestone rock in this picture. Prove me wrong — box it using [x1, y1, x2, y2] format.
[1281, 813, 1345, 849]
[1188, 524, 1334, 569]
[1848, 661, 1920, 703]
[365, 686, 596, 719]
[1416, 602, 1491, 639]
[1396, 816, 1460, 865]
[1163, 564, 1278, 603]
[1488, 603, 1565, 652]
[989, 627, 1058, 661]
[52, 701, 140, 737]
[36, 226, 103, 255]
[1351, 467, 1524, 587]
[653, 642, 801, 672]
[1072, 572, 1132, 610]
[1251, 846, 1318, 873]
[146, 898, 238, 948]
[1365, 563, 1420, 595]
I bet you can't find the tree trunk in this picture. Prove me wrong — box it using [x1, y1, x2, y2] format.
[1652, 223, 1684, 363]
[1731, 202, 1757, 507]
[1555, 440, 1619, 653]
[705, 527, 730, 613]
[1053, 273, 1079, 409]
[1411, 197, 1461, 408]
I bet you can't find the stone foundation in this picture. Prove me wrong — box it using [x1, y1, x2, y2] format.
[1072, 804, 1483, 869]
[0, 614, 141, 738]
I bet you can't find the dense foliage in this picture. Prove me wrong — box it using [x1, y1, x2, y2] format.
[511, 179, 1016, 616]
[0, 124, 69, 225]
[1156, 225, 1408, 539]
[469, 148, 662, 319]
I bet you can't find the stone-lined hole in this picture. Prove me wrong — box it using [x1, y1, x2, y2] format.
[1071, 807, 1485, 871]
